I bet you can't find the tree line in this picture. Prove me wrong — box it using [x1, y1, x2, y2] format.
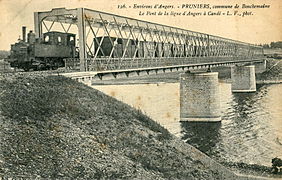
[261, 41, 282, 49]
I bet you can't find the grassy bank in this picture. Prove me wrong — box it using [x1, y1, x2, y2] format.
[256, 59, 282, 81]
[0, 73, 250, 179]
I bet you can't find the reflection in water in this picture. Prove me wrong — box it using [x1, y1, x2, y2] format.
[181, 122, 221, 156]
[217, 84, 281, 165]
[231, 84, 267, 121]
[93, 83, 282, 166]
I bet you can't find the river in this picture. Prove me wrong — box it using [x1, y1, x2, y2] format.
[92, 82, 282, 166]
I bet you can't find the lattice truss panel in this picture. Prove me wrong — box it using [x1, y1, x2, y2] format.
[35, 8, 264, 71]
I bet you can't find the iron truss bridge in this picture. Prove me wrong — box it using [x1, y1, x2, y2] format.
[34, 8, 264, 72]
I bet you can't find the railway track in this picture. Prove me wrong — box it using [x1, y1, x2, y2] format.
[0, 68, 76, 80]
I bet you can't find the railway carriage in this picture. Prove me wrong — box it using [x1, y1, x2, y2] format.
[9, 26, 264, 71]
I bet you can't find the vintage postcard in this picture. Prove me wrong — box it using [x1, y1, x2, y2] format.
[0, 0, 281, 179]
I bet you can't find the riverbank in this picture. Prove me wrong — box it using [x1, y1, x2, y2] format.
[0, 73, 260, 179]
[91, 83, 282, 179]
[89, 58, 282, 179]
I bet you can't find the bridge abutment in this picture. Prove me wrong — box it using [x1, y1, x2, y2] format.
[231, 65, 256, 92]
[78, 77, 93, 86]
[255, 60, 266, 74]
[180, 72, 221, 122]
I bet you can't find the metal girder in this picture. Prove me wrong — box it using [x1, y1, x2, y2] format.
[35, 8, 260, 46]
[34, 7, 264, 71]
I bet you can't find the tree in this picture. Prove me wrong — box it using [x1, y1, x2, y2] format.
[262, 44, 270, 48]
[270, 41, 282, 48]
[0, 50, 10, 59]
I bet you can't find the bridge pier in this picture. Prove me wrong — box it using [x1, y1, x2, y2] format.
[231, 65, 256, 92]
[255, 60, 266, 74]
[180, 72, 221, 122]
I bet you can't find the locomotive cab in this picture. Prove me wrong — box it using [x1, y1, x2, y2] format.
[43, 32, 75, 46]
[32, 31, 76, 70]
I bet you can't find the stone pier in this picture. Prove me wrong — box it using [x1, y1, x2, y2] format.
[255, 60, 266, 74]
[231, 65, 256, 92]
[180, 72, 221, 122]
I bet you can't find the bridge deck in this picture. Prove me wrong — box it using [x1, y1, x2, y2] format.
[62, 58, 264, 80]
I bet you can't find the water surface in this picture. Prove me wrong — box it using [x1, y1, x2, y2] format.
[93, 82, 282, 166]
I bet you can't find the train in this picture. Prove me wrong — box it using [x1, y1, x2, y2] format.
[8, 26, 77, 71]
[94, 36, 262, 59]
[9, 26, 263, 71]
[95, 36, 205, 58]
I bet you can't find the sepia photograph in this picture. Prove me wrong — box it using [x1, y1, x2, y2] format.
[0, 0, 281, 179]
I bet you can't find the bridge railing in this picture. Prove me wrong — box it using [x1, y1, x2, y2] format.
[64, 58, 80, 71]
[65, 54, 264, 71]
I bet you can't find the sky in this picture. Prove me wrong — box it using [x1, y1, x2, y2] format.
[0, 0, 281, 50]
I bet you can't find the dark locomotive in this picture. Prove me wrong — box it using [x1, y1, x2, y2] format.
[9, 26, 263, 71]
[8, 26, 76, 71]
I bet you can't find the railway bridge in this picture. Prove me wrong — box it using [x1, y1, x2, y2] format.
[34, 8, 266, 122]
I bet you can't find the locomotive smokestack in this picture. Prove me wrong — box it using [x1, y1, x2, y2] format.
[22, 26, 26, 42]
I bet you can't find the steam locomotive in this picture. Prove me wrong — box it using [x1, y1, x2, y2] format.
[9, 26, 263, 71]
[8, 26, 76, 71]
